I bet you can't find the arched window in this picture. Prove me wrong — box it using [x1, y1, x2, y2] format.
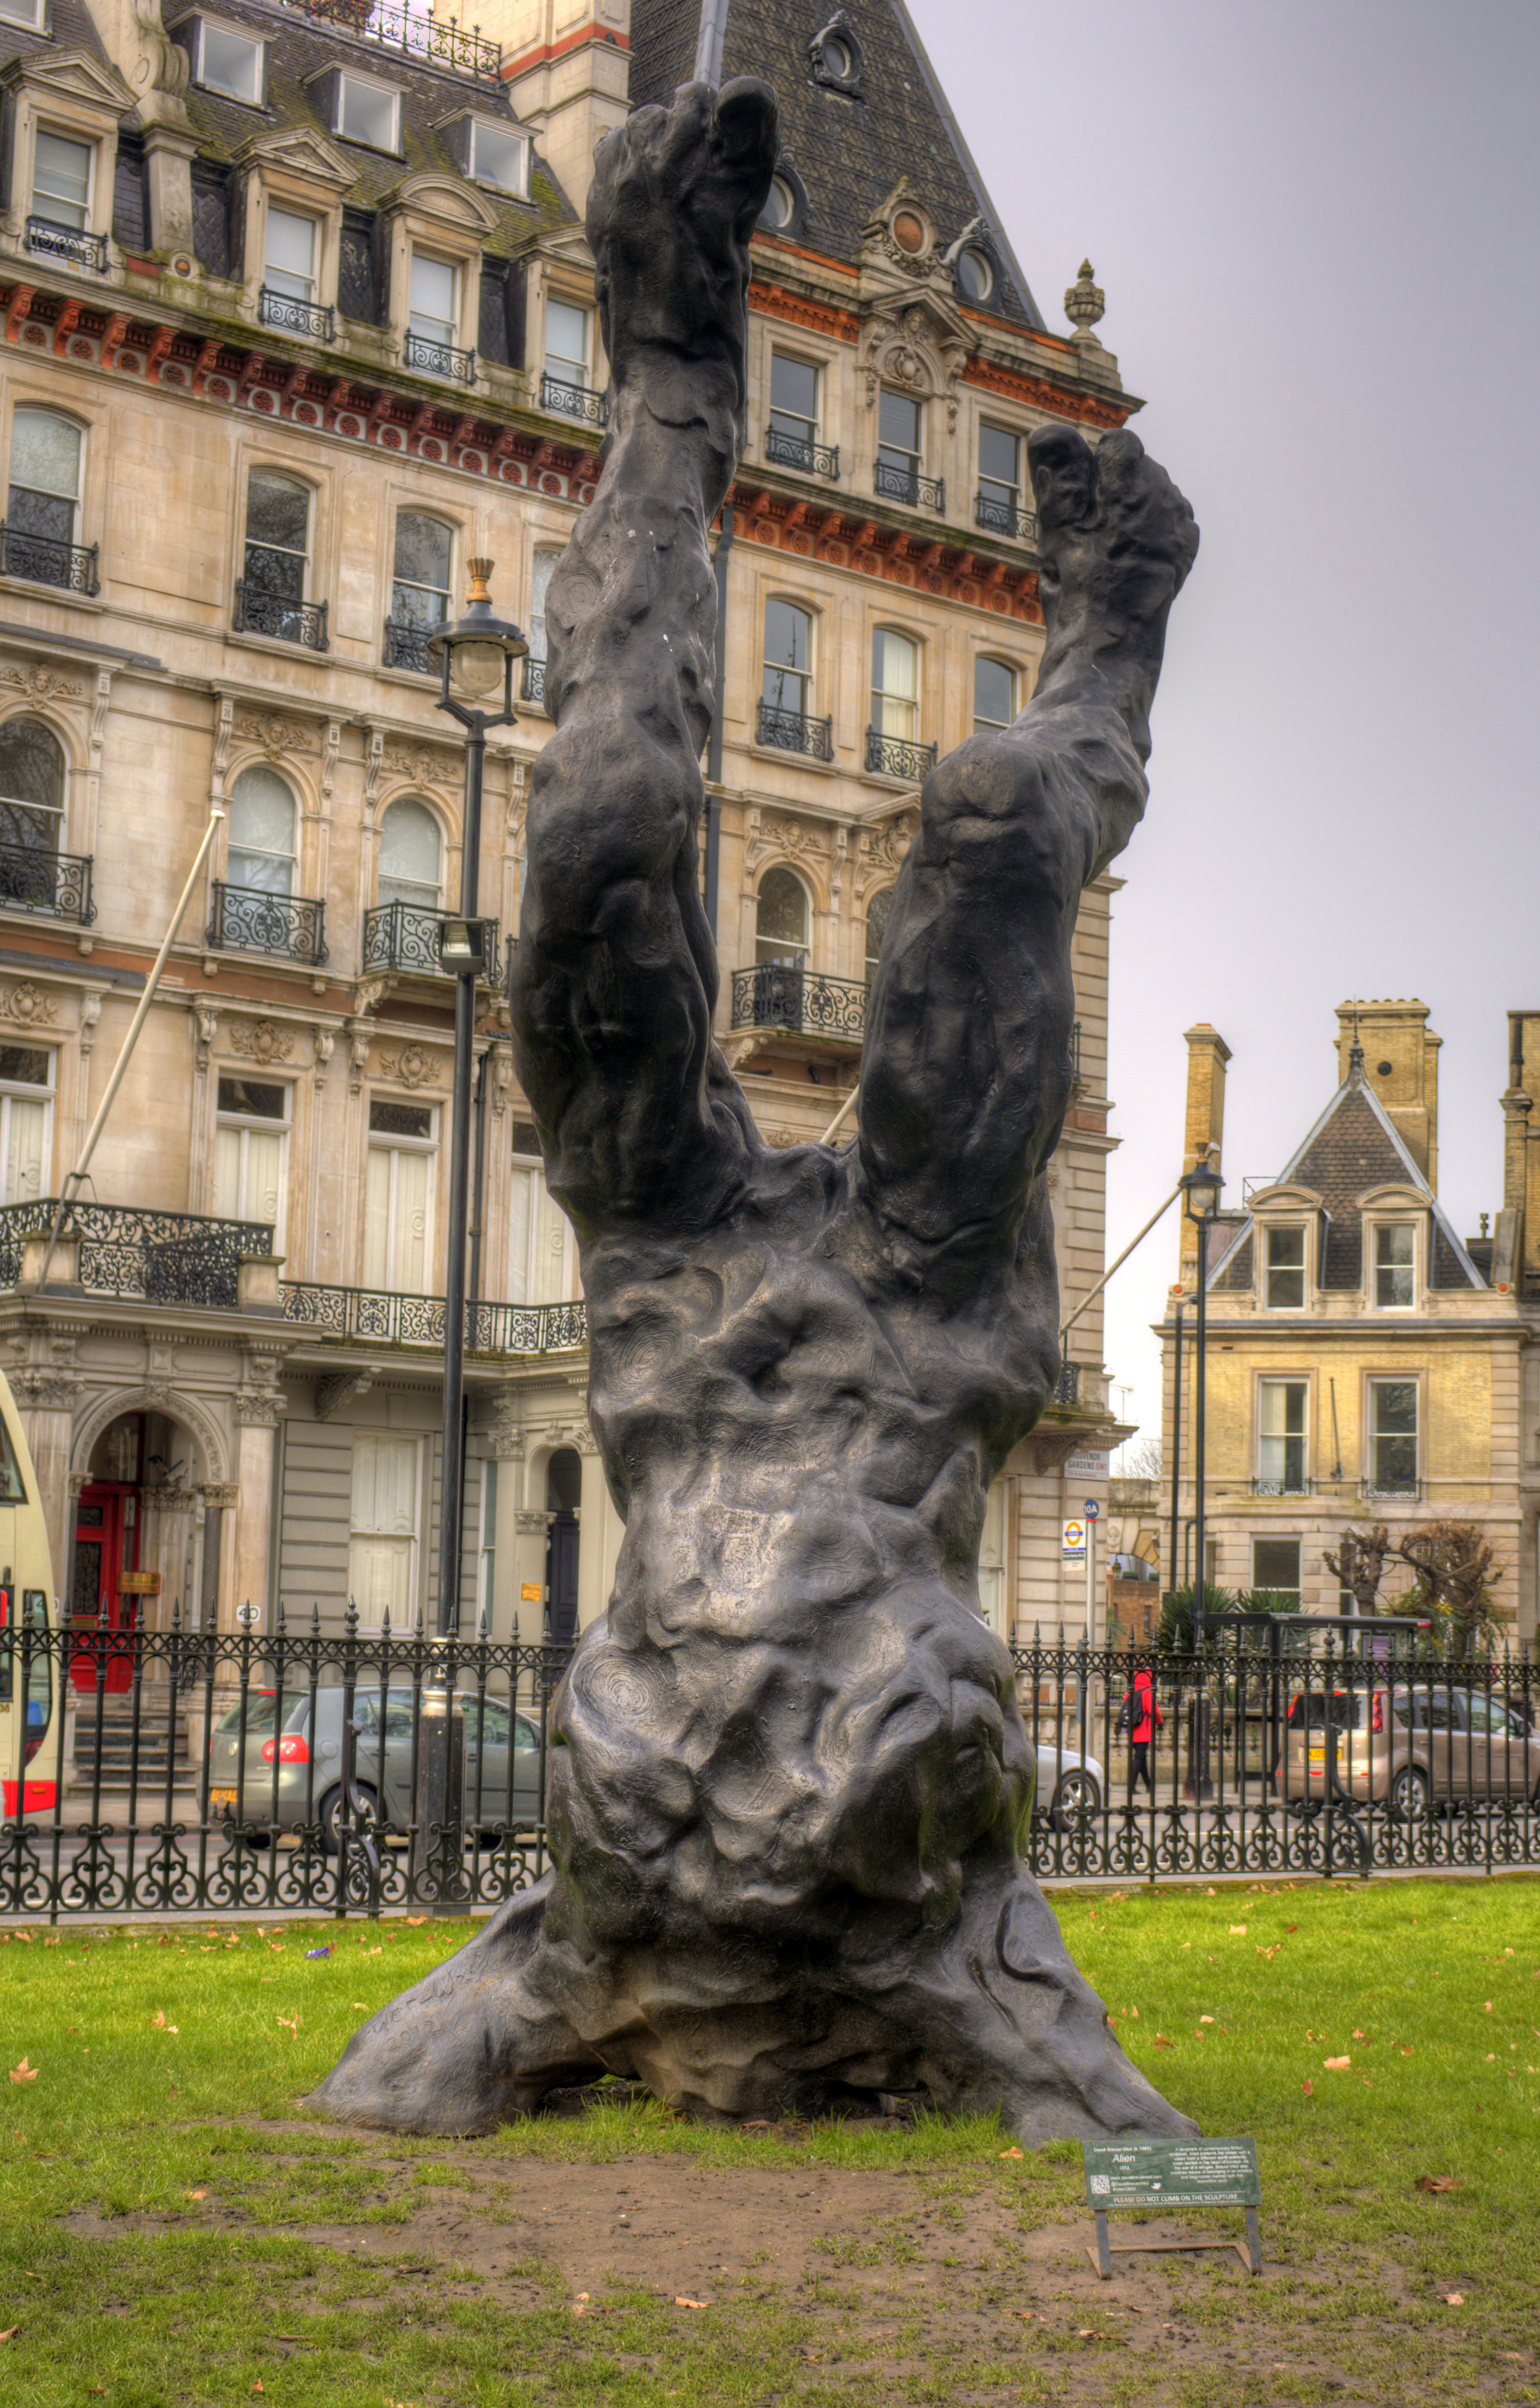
[0, 718, 65, 863]
[227, 764, 296, 895]
[871, 627, 918, 741]
[6, 408, 83, 587]
[378, 797, 443, 914]
[973, 657, 1017, 735]
[864, 886, 894, 983]
[755, 865, 809, 968]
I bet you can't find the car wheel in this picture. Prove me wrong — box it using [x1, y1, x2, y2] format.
[1389, 1766, 1430, 1826]
[1052, 1769, 1102, 1825]
[321, 1782, 377, 1857]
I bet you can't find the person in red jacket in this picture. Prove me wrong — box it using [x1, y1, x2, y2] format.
[1119, 1661, 1162, 1798]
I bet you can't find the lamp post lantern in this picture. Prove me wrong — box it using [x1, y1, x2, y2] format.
[427, 561, 528, 1644]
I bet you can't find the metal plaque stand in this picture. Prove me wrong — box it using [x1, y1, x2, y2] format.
[1088, 2205, 1263, 2278]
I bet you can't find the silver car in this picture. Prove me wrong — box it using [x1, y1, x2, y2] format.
[208, 1685, 543, 1852]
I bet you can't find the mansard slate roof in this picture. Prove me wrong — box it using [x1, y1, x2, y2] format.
[0, 0, 115, 80]
[1209, 1071, 1484, 1296]
[628, 0, 1045, 327]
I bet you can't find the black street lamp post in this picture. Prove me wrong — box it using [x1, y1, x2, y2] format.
[427, 559, 528, 1647]
[1181, 1156, 1223, 1803]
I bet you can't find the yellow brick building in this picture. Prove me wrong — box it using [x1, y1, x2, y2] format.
[1157, 1001, 1529, 1640]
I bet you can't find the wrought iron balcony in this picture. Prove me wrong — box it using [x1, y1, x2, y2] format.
[874, 460, 945, 513]
[0, 839, 95, 924]
[1252, 1474, 1314, 1497]
[731, 964, 867, 1043]
[521, 654, 547, 706]
[1359, 1474, 1422, 1502]
[281, 1282, 586, 1356]
[383, 616, 437, 674]
[404, 331, 476, 384]
[864, 728, 937, 782]
[207, 881, 327, 967]
[764, 425, 840, 479]
[281, 0, 502, 80]
[974, 491, 1038, 542]
[0, 522, 100, 595]
[363, 898, 501, 984]
[756, 700, 833, 760]
[0, 1200, 271, 1308]
[233, 583, 329, 650]
[26, 216, 107, 273]
[1052, 1362, 1081, 1407]
[260, 287, 336, 342]
[540, 373, 607, 427]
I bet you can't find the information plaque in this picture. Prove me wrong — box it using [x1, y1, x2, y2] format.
[1082, 2138, 1263, 2278]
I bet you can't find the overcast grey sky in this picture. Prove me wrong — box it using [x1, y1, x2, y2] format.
[910, 0, 1540, 1455]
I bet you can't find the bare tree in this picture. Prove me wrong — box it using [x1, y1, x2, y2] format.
[1114, 1433, 1164, 1481]
[1322, 1524, 1391, 1618]
[1393, 1521, 1503, 1660]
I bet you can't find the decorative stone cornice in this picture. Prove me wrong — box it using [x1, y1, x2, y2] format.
[725, 479, 1041, 623]
[961, 352, 1132, 432]
[748, 279, 859, 345]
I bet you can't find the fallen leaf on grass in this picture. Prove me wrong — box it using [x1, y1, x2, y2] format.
[674, 2297, 709, 2310]
[1484, 2001, 1493, 2013]
[999, 2147, 1024, 2159]
[1153, 2035, 1173, 2050]
[1323, 2056, 1351, 2071]
[1352, 2028, 1367, 2040]
[352, 2002, 369, 2012]
[1284, 1922, 1298, 1933]
[405, 1915, 427, 1927]
[8, 2061, 36, 2086]
[1301, 2080, 1314, 2096]
[1439, 2292, 1465, 2307]
[1415, 2176, 1463, 2193]
[276, 2015, 299, 2038]
[1401, 2046, 1415, 2057]
[0, 2328, 18, 2343]
[1199, 2015, 1215, 2025]
[1229, 1924, 1247, 1936]
[251, 2382, 264, 2394]
[185, 2189, 207, 2202]
[43, 1934, 59, 1948]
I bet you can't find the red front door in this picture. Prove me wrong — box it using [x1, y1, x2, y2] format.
[69, 1483, 140, 1694]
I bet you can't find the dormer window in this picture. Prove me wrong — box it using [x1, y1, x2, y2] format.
[1264, 1225, 1305, 1308]
[0, 0, 48, 28]
[469, 119, 528, 197]
[1373, 1222, 1416, 1308]
[337, 72, 400, 153]
[194, 18, 265, 105]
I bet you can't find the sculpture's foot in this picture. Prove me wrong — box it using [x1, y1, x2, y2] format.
[1027, 422, 1199, 745]
[304, 1877, 603, 2137]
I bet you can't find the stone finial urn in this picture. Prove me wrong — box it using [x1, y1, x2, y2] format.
[1064, 259, 1105, 337]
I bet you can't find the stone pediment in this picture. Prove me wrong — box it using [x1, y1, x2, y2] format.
[383, 172, 500, 237]
[237, 125, 356, 192]
[1354, 1182, 1429, 1213]
[0, 47, 134, 116]
[1247, 1182, 1325, 1213]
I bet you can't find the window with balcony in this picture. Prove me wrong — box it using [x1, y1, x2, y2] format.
[33, 127, 91, 232]
[766, 352, 835, 477]
[1263, 1223, 1305, 1308]
[522, 544, 560, 705]
[977, 422, 1030, 539]
[758, 599, 829, 757]
[973, 655, 1017, 735]
[4, 409, 95, 595]
[0, 1044, 52, 1208]
[1257, 1378, 1308, 1493]
[349, 1431, 421, 1627]
[510, 1118, 577, 1305]
[1251, 1536, 1301, 1603]
[365, 1098, 436, 1291]
[367, 797, 444, 974]
[228, 764, 296, 896]
[213, 1075, 287, 1240]
[237, 470, 325, 647]
[876, 389, 922, 504]
[194, 18, 264, 103]
[405, 252, 471, 380]
[1367, 1377, 1418, 1495]
[542, 298, 603, 423]
[469, 118, 528, 196]
[755, 867, 809, 968]
[864, 886, 894, 984]
[336, 72, 400, 153]
[867, 627, 933, 778]
[212, 764, 325, 963]
[385, 511, 452, 672]
[261, 206, 330, 339]
[1374, 1222, 1416, 1308]
[0, 718, 89, 923]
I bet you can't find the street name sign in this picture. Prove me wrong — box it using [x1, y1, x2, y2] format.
[1082, 2137, 1263, 2278]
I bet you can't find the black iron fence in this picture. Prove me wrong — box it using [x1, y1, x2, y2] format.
[731, 962, 867, 1041]
[281, 0, 502, 79]
[0, 522, 100, 596]
[404, 332, 476, 385]
[7, 1628, 1536, 1922]
[280, 1284, 586, 1356]
[207, 880, 327, 966]
[0, 836, 95, 922]
[0, 1199, 272, 1305]
[259, 288, 335, 342]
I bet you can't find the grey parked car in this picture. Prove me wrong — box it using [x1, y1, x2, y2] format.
[208, 1685, 543, 1852]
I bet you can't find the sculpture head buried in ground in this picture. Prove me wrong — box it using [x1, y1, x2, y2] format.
[308, 76, 1201, 2144]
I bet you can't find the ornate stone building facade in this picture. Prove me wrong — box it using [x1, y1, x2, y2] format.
[0, 0, 1144, 1666]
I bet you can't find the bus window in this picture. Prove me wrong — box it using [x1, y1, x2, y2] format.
[23, 1590, 50, 1762]
[0, 1417, 25, 1502]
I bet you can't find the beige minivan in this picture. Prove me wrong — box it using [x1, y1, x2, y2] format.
[1280, 1684, 1540, 1821]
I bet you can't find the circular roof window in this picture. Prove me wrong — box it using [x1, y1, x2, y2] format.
[820, 31, 853, 77]
[1377, 1060, 1394, 1078]
[956, 245, 993, 302]
[892, 210, 927, 256]
[760, 175, 795, 232]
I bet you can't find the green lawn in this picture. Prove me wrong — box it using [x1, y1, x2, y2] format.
[2, 1877, 1537, 2406]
